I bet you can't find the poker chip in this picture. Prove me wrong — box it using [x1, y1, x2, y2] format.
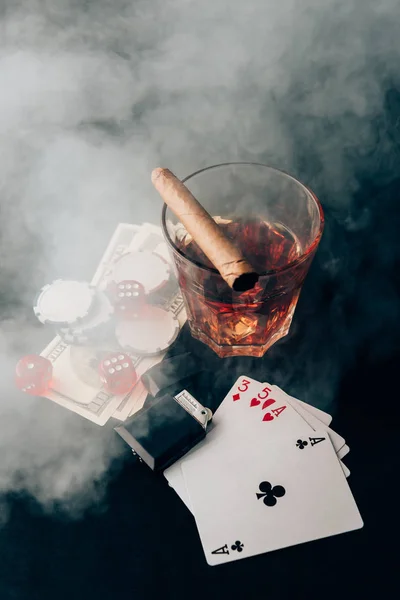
[115, 306, 180, 355]
[152, 242, 171, 265]
[111, 251, 170, 294]
[34, 279, 95, 326]
[58, 290, 114, 345]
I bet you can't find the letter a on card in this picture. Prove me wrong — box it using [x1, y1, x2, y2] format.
[211, 544, 230, 555]
[271, 406, 286, 418]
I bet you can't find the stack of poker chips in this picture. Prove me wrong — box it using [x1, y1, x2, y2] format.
[34, 279, 114, 346]
[32, 249, 180, 356]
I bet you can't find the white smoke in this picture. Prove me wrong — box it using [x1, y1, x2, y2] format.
[0, 0, 399, 517]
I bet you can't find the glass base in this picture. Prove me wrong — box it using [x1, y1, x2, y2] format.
[189, 322, 291, 358]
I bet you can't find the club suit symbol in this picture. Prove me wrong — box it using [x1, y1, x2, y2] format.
[211, 541, 244, 556]
[296, 439, 308, 449]
[231, 540, 244, 553]
[256, 481, 286, 506]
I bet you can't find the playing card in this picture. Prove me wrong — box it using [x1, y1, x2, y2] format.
[338, 444, 350, 460]
[182, 429, 363, 566]
[214, 375, 277, 423]
[291, 398, 332, 426]
[164, 376, 263, 509]
[222, 379, 348, 463]
[216, 376, 333, 427]
[270, 385, 347, 455]
[165, 376, 350, 510]
[165, 377, 321, 503]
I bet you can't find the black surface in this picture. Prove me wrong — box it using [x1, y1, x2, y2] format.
[1, 324, 399, 600]
[2, 182, 400, 597]
[1, 182, 400, 598]
[2, 66, 400, 600]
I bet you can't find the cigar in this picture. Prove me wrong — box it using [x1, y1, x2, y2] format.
[152, 168, 259, 292]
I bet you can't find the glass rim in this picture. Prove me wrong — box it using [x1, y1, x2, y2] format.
[161, 162, 325, 277]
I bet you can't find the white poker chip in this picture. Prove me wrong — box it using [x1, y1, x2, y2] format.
[152, 242, 171, 265]
[58, 290, 114, 345]
[115, 306, 180, 355]
[34, 279, 95, 326]
[111, 251, 170, 294]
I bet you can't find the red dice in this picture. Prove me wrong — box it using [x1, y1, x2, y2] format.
[111, 280, 146, 319]
[15, 354, 53, 396]
[99, 352, 137, 395]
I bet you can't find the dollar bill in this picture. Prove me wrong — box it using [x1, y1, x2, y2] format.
[40, 337, 125, 426]
[108, 223, 186, 421]
[127, 379, 148, 418]
[90, 223, 142, 288]
[40, 222, 186, 425]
